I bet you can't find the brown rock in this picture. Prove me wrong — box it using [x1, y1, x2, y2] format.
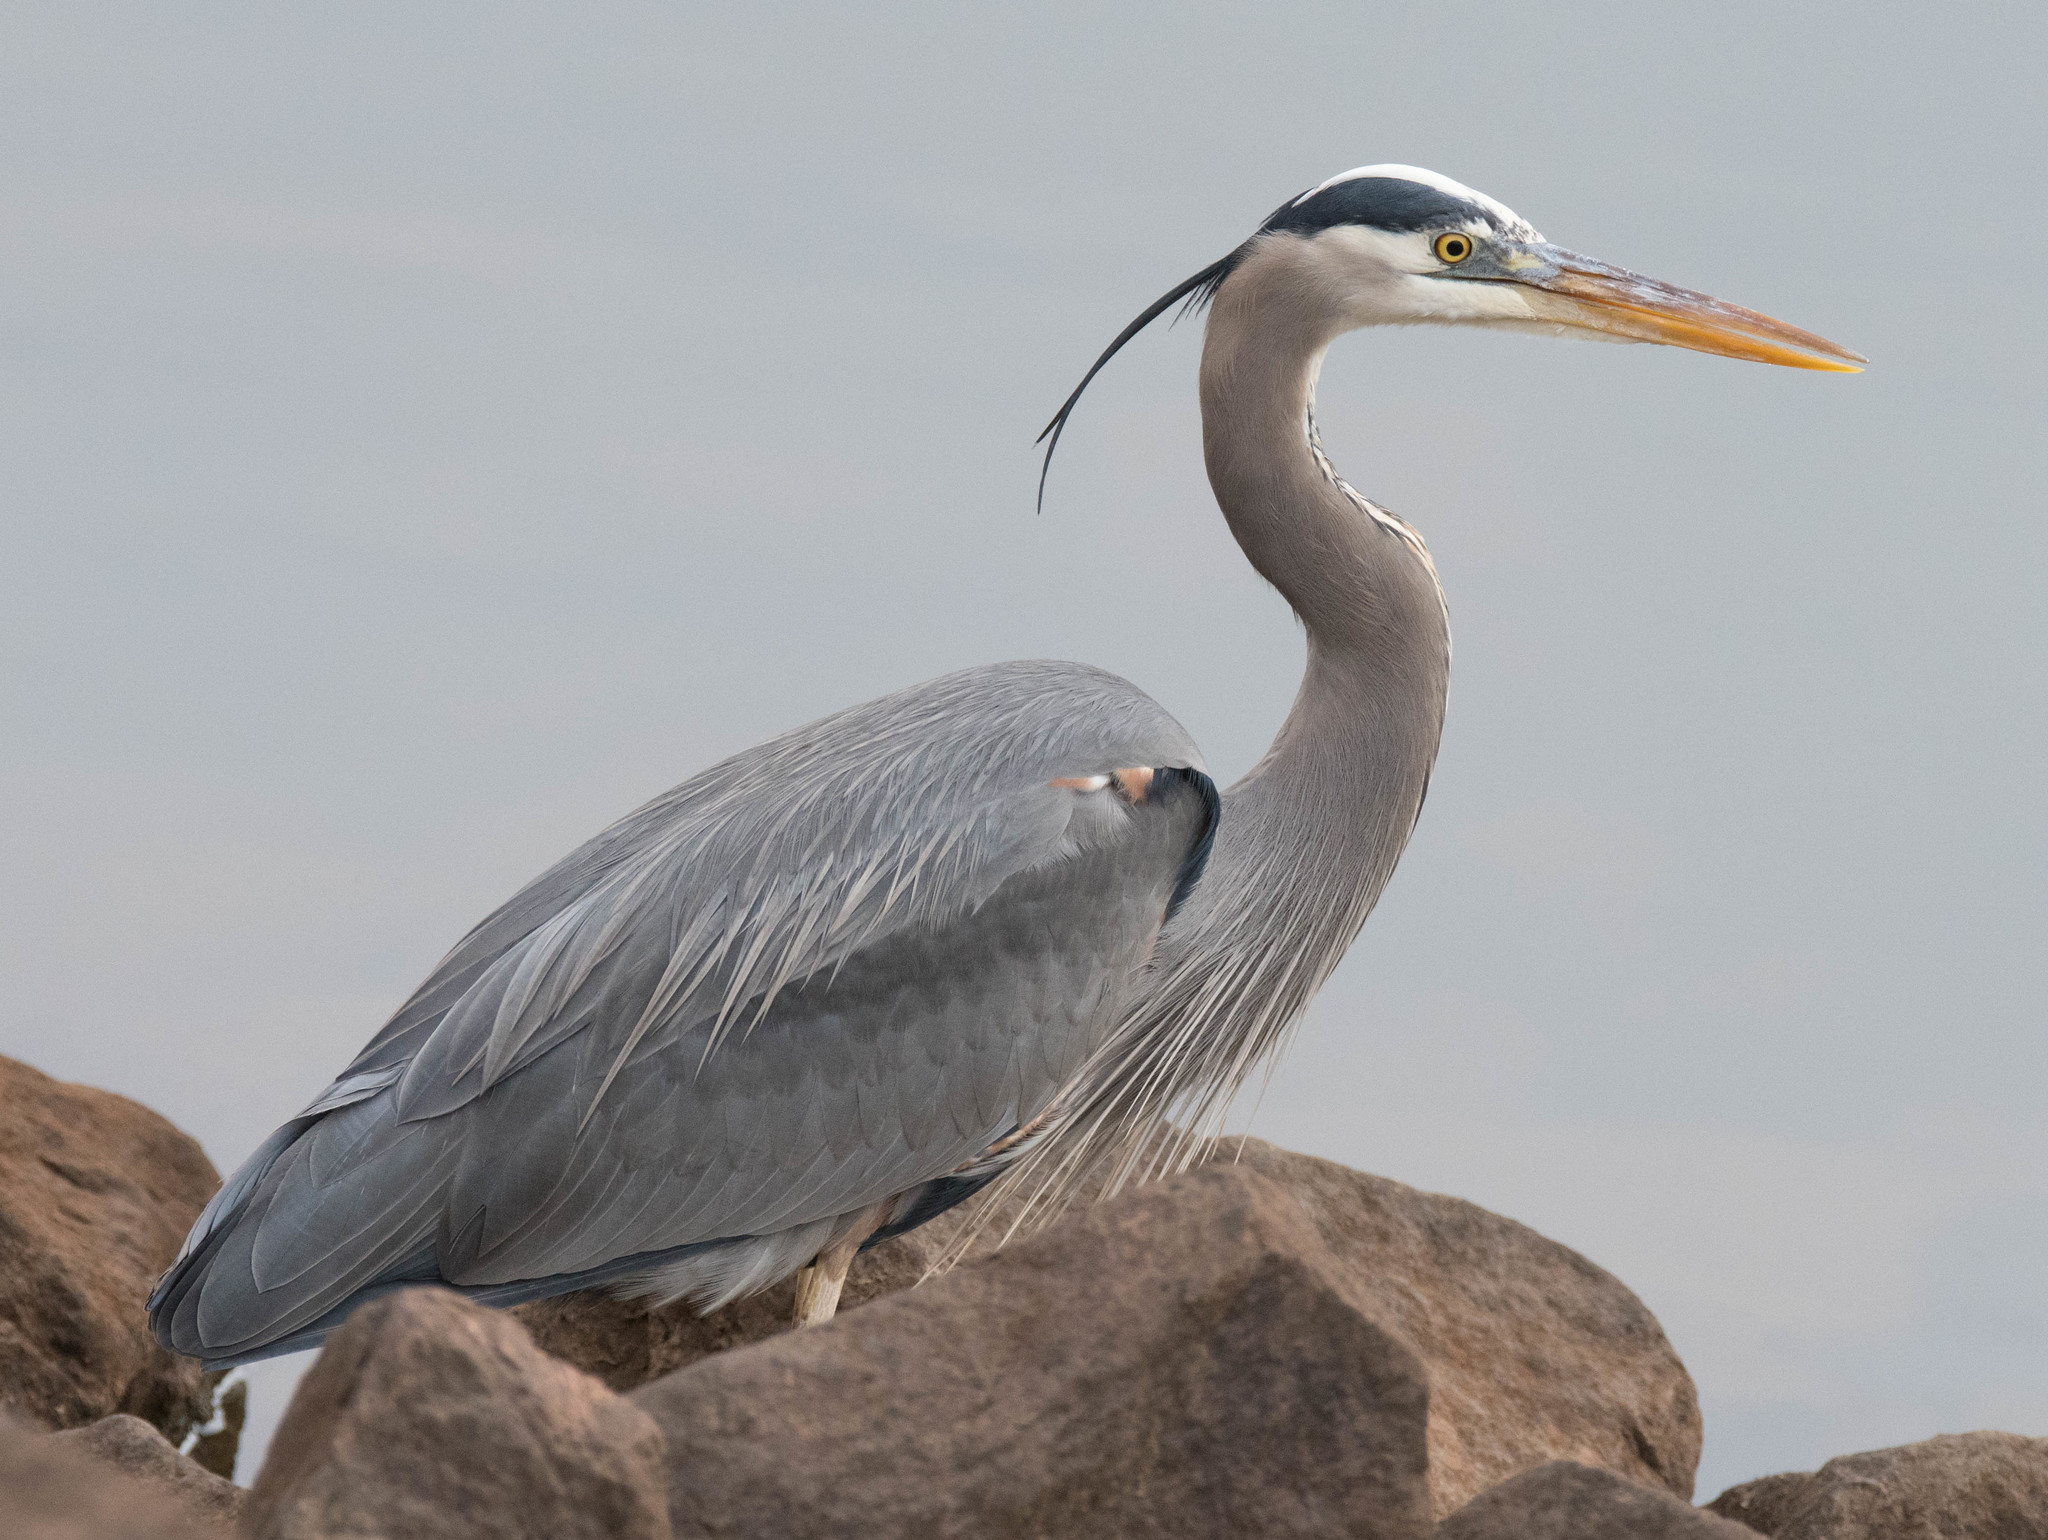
[0, 1411, 219, 1540]
[244, 1287, 671, 1540]
[1706, 1470, 1820, 1535]
[631, 1164, 1435, 1540]
[1222, 1138, 1700, 1514]
[1438, 1461, 1763, 1538]
[44, 1414, 244, 1534]
[0, 1055, 219, 1441]
[536, 1135, 1698, 1517]
[513, 1200, 945, 1391]
[184, 1374, 245, 1481]
[1705, 1432, 2048, 1538]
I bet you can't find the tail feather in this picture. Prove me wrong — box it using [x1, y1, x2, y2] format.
[148, 1082, 448, 1365]
[148, 1064, 1008, 1367]
[147, 1079, 829, 1368]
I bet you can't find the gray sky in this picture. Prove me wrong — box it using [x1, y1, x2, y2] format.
[3, 1, 2042, 1496]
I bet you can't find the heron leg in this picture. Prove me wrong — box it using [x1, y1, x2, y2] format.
[791, 1201, 892, 1328]
[791, 1253, 850, 1327]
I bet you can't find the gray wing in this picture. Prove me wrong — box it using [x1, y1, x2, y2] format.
[152, 660, 1214, 1362]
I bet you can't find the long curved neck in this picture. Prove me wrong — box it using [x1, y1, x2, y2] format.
[1196, 241, 1450, 897]
[1003, 243, 1454, 1210]
[1076, 244, 1452, 1186]
[1201, 281, 1426, 654]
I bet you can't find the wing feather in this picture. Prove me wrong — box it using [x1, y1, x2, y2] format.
[154, 660, 1215, 1362]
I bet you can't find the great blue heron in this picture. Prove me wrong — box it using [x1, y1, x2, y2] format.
[150, 166, 1859, 1366]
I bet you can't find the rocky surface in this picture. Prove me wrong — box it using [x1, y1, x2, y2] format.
[631, 1164, 1438, 1540]
[1705, 1432, 2048, 1538]
[3, 1050, 2036, 1540]
[1221, 1138, 1700, 1513]
[512, 1185, 965, 1391]
[0, 1055, 220, 1442]
[1708, 1470, 1826, 1534]
[244, 1286, 672, 1540]
[0, 1412, 222, 1540]
[536, 1135, 1700, 1518]
[44, 1413, 245, 1533]
[1438, 1460, 1763, 1538]
[183, 1373, 245, 1480]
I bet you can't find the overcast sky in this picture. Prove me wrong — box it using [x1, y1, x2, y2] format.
[3, 0, 2043, 1496]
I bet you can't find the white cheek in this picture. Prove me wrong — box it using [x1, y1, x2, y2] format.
[1296, 227, 1439, 322]
[1394, 275, 1540, 326]
[1299, 226, 1551, 329]
[1312, 224, 1437, 277]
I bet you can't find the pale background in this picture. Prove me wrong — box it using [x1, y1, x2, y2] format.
[3, 1, 2042, 1496]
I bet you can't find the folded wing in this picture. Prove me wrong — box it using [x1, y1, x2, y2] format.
[152, 661, 1216, 1364]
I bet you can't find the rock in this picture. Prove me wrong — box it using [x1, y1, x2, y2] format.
[244, 1286, 671, 1540]
[0, 1056, 221, 1443]
[0, 1411, 220, 1540]
[536, 1135, 1697, 1517]
[513, 1198, 950, 1391]
[184, 1374, 245, 1480]
[1438, 1460, 1763, 1538]
[1704, 1432, 2048, 1538]
[1222, 1138, 1700, 1513]
[631, 1163, 1435, 1540]
[1706, 1470, 1821, 1535]
[44, 1414, 244, 1533]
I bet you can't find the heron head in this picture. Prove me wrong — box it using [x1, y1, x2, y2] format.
[1037, 164, 1862, 506]
[1250, 164, 1864, 369]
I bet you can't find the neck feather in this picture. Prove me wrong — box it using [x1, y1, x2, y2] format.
[995, 239, 1453, 1218]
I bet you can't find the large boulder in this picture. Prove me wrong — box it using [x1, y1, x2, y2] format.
[537, 1135, 1698, 1517]
[244, 1287, 672, 1540]
[1438, 1460, 1763, 1538]
[630, 1163, 1439, 1540]
[0, 1055, 219, 1441]
[1705, 1432, 2048, 1538]
[1222, 1138, 1699, 1512]
[0, 1411, 220, 1540]
[44, 1414, 245, 1534]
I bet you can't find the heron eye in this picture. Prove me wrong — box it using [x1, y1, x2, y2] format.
[1432, 232, 1474, 264]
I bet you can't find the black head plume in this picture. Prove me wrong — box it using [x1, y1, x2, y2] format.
[1035, 170, 1521, 510]
[1034, 251, 1239, 512]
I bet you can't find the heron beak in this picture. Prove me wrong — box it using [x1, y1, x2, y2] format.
[1502, 246, 1865, 372]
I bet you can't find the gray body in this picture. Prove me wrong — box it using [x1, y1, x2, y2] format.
[157, 163, 1852, 1368]
[152, 662, 1240, 1362]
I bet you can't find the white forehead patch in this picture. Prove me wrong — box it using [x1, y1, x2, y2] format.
[1294, 163, 1529, 233]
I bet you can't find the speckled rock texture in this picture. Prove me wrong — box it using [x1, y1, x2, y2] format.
[513, 1205, 950, 1392]
[1705, 1432, 2048, 1538]
[9, 1056, 2037, 1540]
[632, 1163, 1435, 1540]
[1220, 1138, 1700, 1514]
[534, 1135, 1700, 1519]
[0, 1411, 221, 1539]
[243, 1287, 671, 1540]
[0, 1055, 219, 1442]
[1709, 1470, 1831, 1534]
[43, 1414, 244, 1533]
[1438, 1460, 1763, 1538]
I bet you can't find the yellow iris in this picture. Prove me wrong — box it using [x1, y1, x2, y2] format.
[1433, 232, 1473, 264]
